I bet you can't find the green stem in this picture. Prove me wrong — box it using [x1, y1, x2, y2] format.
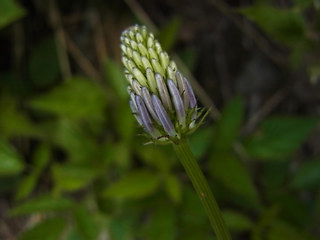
[173, 138, 232, 240]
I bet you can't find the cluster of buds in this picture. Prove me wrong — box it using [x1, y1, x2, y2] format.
[120, 25, 204, 143]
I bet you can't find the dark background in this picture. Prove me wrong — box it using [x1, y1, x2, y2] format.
[0, 0, 320, 239]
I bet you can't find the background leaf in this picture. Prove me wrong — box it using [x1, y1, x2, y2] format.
[103, 169, 161, 200]
[0, 0, 26, 29]
[28, 37, 60, 87]
[109, 214, 136, 240]
[238, 5, 306, 47]
[53, 119, 99, 163]
[164, 174, 182, 203]
[19, 217, 66, 240]
[245, 117, 318, 160]
[29, 77, 107, 119]
[15, 144, 50, 200]
[222, 210, 253, 232]
[267, 221, 308, 240]
[189, 126, 213, 158]
[157, 17, 181, 51]
[290, 158, 320, 189]
[214, 96, 244, 150]
[104, 58, 128, 100]
[0, 140, 24, 176]
[140, 203, 177, 240]
[52, 163, 98, 193]
[209, 151, 260, 208]
[10, 195, 73, 216]
[0, 96, 38, 138]
[72, 204, 98, 240]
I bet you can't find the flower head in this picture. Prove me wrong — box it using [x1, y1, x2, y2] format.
[121, 25, 205, 143]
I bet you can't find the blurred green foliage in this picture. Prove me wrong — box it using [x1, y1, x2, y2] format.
[0, 0, 25, 29]
[0, 0, 319, 240]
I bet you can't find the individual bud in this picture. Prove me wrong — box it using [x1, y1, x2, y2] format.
[125, 73, 134, 85]
[130, 40, 138, 50]
[184, 77, 197, 109]
[154, 41, 162, 54]
[132, 51, 143, 68]
[129, 100, 143, 126]
[170, 61, 177, 71]
[152, 94, 176, 137]
[122, 56, 130, 71]
[123, 36, 130, 45]
[151, 59, 165, 77]
[141, 56, 152, 70]
[126, 46, 133, 58]
[132, 80, 142, 95]
[135, 95, 160, 138]
[126, 59, 136, 72]
[147, 36, 154, 48]
[141, 87, 160, 123]
[132, 67, 148, 86]
[159, 52, 169, 70]
[146, 68, 157, 93]
[167, 79, 186, 127]
[155, 73, 172, 112]
[138, 43, 148, 57]
[141, 26, 147, 38]
[135, 32, 143, 43]
[167, 66, 177, 85]
[148, 48, 158, 60]
[120, 44, 127, 54]
[176, 71, 189, 109]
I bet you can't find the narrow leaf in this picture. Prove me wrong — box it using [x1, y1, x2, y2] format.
[238, 5, 306, 47]
[29, 77, 107, 119]
[10, 195, 73, 216]
[290, 158, 320, 189]
[73, 204, 98, 240]
[209, 151, 260, 208]
[214, 96, 244, 150]
[103, 169, 160, 200]
[245, 117, 318, 160]
[0, 140, 24, 176]
[164, 174, 182, 203]
[0, 0, 26, 29]
[222, 210, 253, 232]
[19, 217, 66, 240]
[104, 58, 128, 100]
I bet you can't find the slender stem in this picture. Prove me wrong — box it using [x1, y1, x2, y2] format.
[173, 138, 232, 240]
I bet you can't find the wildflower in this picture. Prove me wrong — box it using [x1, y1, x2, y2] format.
[121, 25, 205, 143]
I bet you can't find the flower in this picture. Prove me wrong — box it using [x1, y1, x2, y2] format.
[120, 25, 205, 143]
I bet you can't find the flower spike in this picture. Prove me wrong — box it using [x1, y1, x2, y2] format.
[121, 25, 204, 143]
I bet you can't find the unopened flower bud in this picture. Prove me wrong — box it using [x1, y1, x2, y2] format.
[120, 25, 204, 143]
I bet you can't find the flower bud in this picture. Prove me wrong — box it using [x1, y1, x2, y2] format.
[121, 25, 203, 143]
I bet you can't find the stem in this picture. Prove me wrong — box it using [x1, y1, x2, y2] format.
[173, 138, 232, 240]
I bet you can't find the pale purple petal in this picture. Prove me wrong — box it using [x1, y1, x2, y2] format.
[152, 94, 176, 137]
[184, 77, 197, 108]
[155, 73, 172, 111]
[135, 95, 159, 138]
[130, 92, 137, 106]
[167, 79, 186, 127]
[141, 87, 160, 122]
[129, 100, 143, 125]
[176, 71, 189, 109]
